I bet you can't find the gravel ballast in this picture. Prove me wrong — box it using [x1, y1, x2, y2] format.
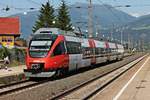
[0, 53, 145, 100]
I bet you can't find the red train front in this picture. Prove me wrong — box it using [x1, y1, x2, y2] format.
[24, 28, 69, 77]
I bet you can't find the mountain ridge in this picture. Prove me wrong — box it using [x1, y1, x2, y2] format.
[10, 3, 136, 39]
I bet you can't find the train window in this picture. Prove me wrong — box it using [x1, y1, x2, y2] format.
[53, 41, 65, 56]
[82, 47, 93, 57]
[106, 48, 111, 53]
[95, 48, 98, 54]
[66, 42, 81, 54]
[95, 48, 101, 54]
[32, 34, 57, 40]
[95, 47, 105, 55]
[101, 48, 106, 54]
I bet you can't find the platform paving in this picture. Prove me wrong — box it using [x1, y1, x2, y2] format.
[91, 55, 150, 100]
[0, 65, 25, 78]
[115, 56, 150, 100]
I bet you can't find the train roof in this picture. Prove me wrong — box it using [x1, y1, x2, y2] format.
[34, 28, 123, 46]
[34, 28, 79, 37]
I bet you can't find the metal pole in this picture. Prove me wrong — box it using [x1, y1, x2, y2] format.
[128, 33, 130, 51]
[95, 15, 101, 38]
[88, 0, 93, 38]
[121, 29, 123, 44]
[110, 24, 114, 41]
[95, 17, 99, 38]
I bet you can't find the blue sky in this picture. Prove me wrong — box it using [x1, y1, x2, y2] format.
[0, 0, 150, 17]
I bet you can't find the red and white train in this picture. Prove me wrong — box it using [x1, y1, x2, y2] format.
[24, 28, 124, 78]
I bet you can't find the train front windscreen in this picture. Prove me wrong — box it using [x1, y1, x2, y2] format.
[29, 34, 57, 58]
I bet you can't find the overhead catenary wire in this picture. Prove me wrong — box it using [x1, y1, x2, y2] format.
[96, 0, 124, 41]
[96, 0, 123, 24]
[26, 0, 42, 6]
[0, 0, 41, 11]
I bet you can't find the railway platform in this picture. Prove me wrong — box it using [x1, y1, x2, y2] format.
[91, 55, 150, 100]
[0, 65, 26, 85]
[0, 65, 25, 78]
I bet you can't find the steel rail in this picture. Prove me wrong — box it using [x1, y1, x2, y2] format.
[0, 78, 52, 96]
[50, 54, 147, 100]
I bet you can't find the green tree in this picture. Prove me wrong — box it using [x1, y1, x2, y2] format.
[32, 1, 55, 33]
[56, 0, 73, 31]
[0, 46, 10, 59]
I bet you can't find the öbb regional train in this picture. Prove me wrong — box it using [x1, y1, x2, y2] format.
[24, 28, 124, 78]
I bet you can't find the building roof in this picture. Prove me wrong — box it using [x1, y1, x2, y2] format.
[0, 17, 20, 35]
[15, 39, 26, 47]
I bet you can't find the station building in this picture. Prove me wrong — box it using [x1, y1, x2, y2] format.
[0, 17, 20, 48]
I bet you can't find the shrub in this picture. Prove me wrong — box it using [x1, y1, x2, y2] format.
[0, 46, 11, 59]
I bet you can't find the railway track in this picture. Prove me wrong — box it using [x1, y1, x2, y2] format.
[51, 54, 147, 100]
[0, 79, 29, 89]
[0, 78, 52, 96]
[0, 54, 145, 99]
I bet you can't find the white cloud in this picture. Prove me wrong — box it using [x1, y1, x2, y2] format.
[129, 13, 141, 17]
[129, 12, 150, 17]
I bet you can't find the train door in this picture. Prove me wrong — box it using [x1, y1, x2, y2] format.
[69, 54, 82, 71]
[105, 41, 110, 61]
[66, 41, 82, 71]
[88, 39, 96, 64]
